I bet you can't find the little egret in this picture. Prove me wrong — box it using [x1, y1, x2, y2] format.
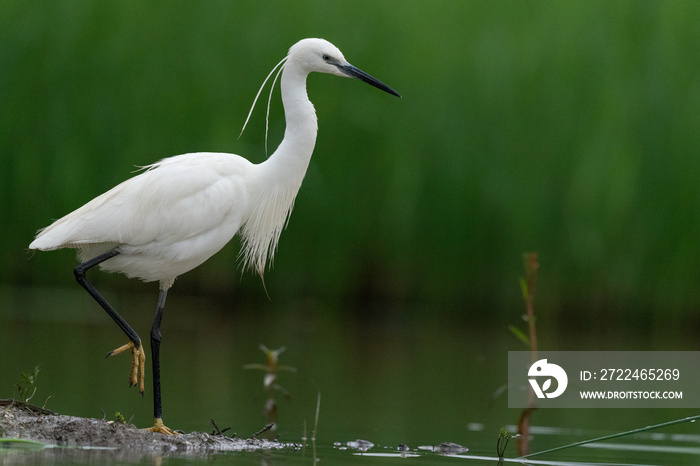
[29, 38, 400, 434]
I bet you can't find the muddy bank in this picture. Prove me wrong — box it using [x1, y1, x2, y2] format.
[0, 400, 298, 461]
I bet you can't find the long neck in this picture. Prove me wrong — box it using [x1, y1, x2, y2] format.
[267, 64, 318, 174]
[240, 63, 318, 276]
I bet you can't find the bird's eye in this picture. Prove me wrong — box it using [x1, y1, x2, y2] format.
[322, 54, 331, 62]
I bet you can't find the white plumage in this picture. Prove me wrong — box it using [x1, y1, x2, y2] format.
[28, 38, 399, 434]
[32, 153, 253, 287]
[30, 38, 399, 290]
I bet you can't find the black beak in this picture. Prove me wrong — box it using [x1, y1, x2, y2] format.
[338, 63, 401, 98]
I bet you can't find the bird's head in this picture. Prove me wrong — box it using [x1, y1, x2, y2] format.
[288, 38, 401, 97]
[239, 38, 400, 140]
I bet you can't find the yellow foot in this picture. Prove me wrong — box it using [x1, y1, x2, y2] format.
[145, 418, 179, 435]
[107, 341, 146, 394]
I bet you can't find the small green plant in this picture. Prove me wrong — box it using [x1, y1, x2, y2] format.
[114, 411, 126, 424]
[15, 366, 41, 404]
[244, 345, 297, 438]
[508, 253, 539, 351]
[509, 253, 539, 456]
[497, 428, 520, 463]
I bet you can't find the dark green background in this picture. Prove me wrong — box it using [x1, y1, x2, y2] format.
[4, 1, 700, 323]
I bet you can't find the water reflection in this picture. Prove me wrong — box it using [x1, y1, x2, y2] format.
[2, 285, 700, 464]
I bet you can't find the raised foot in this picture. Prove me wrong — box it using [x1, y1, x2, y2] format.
[145, 418, 179, 435]
[107, 341, 146, 394]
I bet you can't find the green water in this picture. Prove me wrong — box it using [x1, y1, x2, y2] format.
[2, 285, 700, 464]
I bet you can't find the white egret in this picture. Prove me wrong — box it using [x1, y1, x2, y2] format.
[29, 38, 400, 434]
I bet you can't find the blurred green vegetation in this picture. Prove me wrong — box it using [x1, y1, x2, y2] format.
[3, 1, 700, 321]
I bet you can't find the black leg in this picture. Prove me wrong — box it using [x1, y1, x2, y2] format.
[73, 248, 141, 350]
[74, 248, 145, 393]
[150, 288, 168, 423]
